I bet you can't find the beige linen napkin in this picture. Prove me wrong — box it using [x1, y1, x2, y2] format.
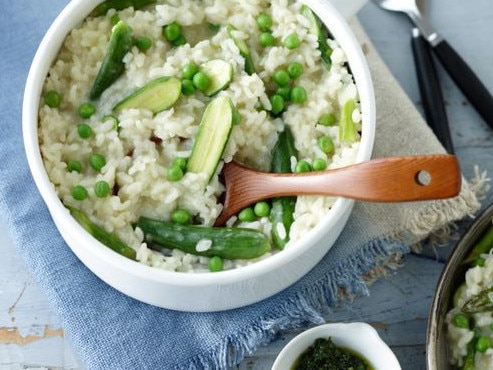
[347, 18, 482, 253]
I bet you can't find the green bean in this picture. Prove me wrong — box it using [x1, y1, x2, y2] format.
[137, 216, 270, 260]
[463, 224, 493, 265]
[67, 206, 136, 260]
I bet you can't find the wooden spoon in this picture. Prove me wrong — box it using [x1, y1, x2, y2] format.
[214, 154, 461, 226]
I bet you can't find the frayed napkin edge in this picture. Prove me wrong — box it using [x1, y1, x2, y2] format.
[174, 172, 486, 370]
[173, 237, 409, 370]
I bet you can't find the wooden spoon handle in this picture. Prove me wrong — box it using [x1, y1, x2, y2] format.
[221, 154, 461, 217]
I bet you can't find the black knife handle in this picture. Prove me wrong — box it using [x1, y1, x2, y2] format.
[411, 29, 454, 153]
[433, 38, 493, 131]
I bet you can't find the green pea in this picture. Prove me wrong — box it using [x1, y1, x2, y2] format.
[78, 102, 96, 119]
[273, 69, 291, 86]
[167, 165, 184, 181]
[208, 256, 224, 272]
[192, 72, 211, 91]
[476, 335, 491, 353]
[172, 34, 187, 46]
[135, 36, 152, 51]
[269, 94, 285, 115]
[452, 313, 469, 329]
[290, 85, 307, 104]
[256, 13, 273, 31]
[181, 79, 196, 96]
[72, 185, 88, 201]
[182, 63, 199, 80]
[172, 157, 188, 171]
[94, 180, 111, 198]
[238, 207, 256, 222]
[66, 160, 82, 173]
[287, 62, 303, 79]
[295, 160, 311, 173]
[254, 201, 270, 217]
[283, 33, 301, 50]
[77, 123, 93, 139]
[312, 158, 327, 171]
[318, 113, 336, 127]
[259, 32, 276, 47]
[276, 86, 291, 101]
[171, 209, 191, 224]
[44, 90, 61, 108]
[318, 136, 335, 155]
[110, 14, 120, 26]
[163, 22, 181, 41]
[89, 153, 106, 171]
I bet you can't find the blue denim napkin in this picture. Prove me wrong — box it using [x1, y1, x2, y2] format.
[0, 1, 481, 369]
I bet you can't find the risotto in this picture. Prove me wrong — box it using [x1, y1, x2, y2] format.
[446, 224, 493, 369]
[39, 0, 362, 272]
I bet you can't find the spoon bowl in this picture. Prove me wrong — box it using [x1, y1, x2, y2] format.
[215, 154, 462, 226]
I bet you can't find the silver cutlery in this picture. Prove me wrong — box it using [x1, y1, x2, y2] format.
[372, 0, 493, 131]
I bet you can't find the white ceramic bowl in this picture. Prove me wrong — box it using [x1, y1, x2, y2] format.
[22, 0, 375, 312]
[272, 322, 401, 370]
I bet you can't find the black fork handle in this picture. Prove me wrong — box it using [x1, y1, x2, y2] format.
[432, 39, 493, 130]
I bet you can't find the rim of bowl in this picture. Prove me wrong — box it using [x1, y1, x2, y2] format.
[22, 0, 376, 287]
[272, 322, 401, 370]
[426, 202, 493, 369]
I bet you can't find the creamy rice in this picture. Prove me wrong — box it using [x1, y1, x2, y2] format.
[39, 0, 361, 272]
[446, 250, 493, 369]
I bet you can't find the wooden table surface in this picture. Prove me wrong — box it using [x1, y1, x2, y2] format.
[2, 0, 493, 369]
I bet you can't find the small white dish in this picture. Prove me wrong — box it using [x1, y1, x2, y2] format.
[272, 322, 401, 370]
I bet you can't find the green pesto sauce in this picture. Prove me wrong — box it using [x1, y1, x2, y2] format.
[292, 337, 374, 370]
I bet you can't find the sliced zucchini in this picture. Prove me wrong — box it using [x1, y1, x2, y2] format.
[187, 96, 234, 181]
[201, 59, 233, 97]
[300, 5, 333, 68]
[112, 76, 181, 114]
[90, 21, 133, 100]
[339, 98, 358, 144]
[227, 24, 255, 75]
